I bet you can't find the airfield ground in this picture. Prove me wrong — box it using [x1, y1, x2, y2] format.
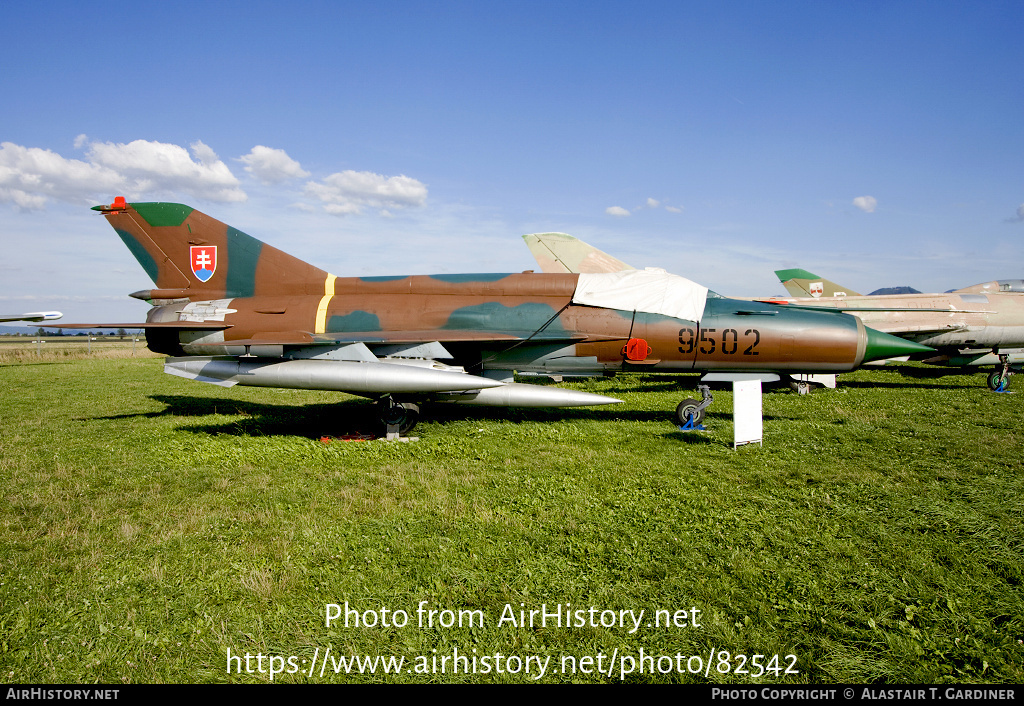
[0, 353, 1021, 683]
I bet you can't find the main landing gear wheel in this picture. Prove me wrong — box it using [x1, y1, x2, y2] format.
[675, 399, 705, 427]
[379, 399, 420, 435]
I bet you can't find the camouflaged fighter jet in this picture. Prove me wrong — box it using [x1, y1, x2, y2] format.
[774, 269, 1024, 390]
[52, 198, 931, 432]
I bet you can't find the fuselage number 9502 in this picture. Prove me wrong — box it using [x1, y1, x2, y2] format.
[678, 327, 760, 356]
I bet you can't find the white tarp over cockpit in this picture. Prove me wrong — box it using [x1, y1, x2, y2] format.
[572, 268, 709, 323]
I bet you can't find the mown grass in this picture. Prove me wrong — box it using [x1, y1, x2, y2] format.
[0, 356, 1020, 683]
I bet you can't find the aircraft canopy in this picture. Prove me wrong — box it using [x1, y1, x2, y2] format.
[572, 269, 709, 323]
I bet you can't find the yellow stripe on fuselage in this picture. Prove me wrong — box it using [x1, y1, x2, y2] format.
[315, 274, 336, 334]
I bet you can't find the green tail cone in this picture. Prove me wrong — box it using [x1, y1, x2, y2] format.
[863, 326, 935, 362]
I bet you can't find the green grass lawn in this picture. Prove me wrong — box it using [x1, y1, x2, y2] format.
[1, 356, 1021, 683]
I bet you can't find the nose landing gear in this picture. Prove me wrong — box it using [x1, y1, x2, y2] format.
[987, 355, 1014, 392]
[676, 385, 714, 429]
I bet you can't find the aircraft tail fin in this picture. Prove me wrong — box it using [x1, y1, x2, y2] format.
[523, 232, 635, 274]
[93, 197, 332, 299]
[774, 268, 862, 298]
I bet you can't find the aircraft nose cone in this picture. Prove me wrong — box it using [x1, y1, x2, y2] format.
[863, 326, 934, 362]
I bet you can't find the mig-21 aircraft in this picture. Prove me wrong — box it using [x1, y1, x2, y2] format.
[51, 198, 930, 433]
[774, 269, 1024, 390]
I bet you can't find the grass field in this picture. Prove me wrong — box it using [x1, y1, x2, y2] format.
[0, 336, 157, 364]
[0, 355, 1021, 683]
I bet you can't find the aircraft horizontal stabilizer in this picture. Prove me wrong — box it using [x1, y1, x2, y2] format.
[46, 321, 231, 330]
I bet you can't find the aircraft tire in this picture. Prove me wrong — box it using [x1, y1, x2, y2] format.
[380, 400, 420, 435]
[675, 399, 705, 427]
[987, 371, 1008, 391]
[397, 403, 420, 435]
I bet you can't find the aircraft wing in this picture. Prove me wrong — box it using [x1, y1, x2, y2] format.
[523, 233, 635, 274]
[0, 311, 62, 323]
[754, 300, 984, 314]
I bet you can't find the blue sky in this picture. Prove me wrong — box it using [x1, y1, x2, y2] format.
[2, 0, 1022, 324]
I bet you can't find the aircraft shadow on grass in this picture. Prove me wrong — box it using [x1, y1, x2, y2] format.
[581, 373, 831, 395]
[836, 374, 978, 391]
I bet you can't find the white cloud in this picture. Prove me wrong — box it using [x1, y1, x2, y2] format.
[1, 139, 432, 218]
[88, 139, 245, 203]
[304, 170, 427, 216]
[0, 142, 126, 210]
[1011, 203, 1024, 223]
[606, 198, 682, 216]
[853, 195, 877, 213]
[239, 145, 309, 184]
[0, 188, 47, 211]
[0, 139, 247, 209]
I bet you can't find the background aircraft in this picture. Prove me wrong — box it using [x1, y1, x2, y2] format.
[775, 269, 1024, 390]
[51, 199, 930, 432]
[0, 312, 62, 323]
[523, 233, 635, 275]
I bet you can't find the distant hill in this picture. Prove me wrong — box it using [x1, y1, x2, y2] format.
[868, 286, 921, 296]
[0, 325, 42, 335]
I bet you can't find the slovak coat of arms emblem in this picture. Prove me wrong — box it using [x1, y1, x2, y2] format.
[190, 246, 217, 283]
